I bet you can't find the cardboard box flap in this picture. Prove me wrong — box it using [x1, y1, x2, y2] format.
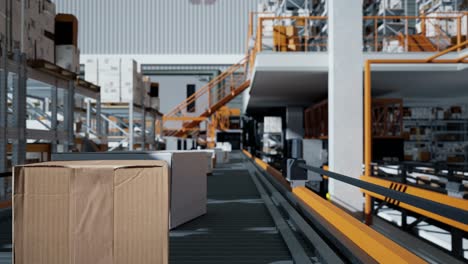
[19, 160, 168, 170]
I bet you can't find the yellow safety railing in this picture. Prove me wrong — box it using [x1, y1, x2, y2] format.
[249, 12, 468, 55]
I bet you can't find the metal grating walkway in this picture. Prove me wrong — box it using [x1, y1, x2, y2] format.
[170, 153, 295, 264]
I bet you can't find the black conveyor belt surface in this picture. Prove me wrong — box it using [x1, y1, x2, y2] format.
[170, 152, 293, 264]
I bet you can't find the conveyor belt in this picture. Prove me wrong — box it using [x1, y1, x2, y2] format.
[0, 152, 333, 264]
[170, 152, 321, 264]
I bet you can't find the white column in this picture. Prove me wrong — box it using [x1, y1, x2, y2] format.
[328, 0, 364, 213]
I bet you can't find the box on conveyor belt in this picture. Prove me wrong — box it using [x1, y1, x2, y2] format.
[13, 160, 169, 264]
[51, 151, 209, 229]
[215, 148, 230, 164]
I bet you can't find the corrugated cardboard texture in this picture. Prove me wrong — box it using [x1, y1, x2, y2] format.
[50, 152, 209, 229]
[13, 160, 169, 264]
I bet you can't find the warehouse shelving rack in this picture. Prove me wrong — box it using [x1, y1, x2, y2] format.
[99, 102, 163, 151]
[0, 35, 103, 207]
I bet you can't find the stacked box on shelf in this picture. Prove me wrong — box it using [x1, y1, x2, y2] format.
[83, 57, 98, 83]
[122, 61, 142, 105]
[379, 0, 403, 11]
[4, 0, 22, 53]
[55, 14, 80, 72]
[55, 45, 80, 73]
[20, 0, 56, 63]
[85, 58, 142, 104]
[97, 58, 121, 103]
[273, 26, 299, 52]
[403, 104, 468, 162]
[149, 82, 160, 111]
[142, 76, 152, 108]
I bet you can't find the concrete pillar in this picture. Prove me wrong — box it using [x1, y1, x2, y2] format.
[328, 0, 364, 213]
[285, 107, 304, 140]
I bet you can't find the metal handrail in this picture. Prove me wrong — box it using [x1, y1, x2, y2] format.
[163, 56, 249, 137]
[363, 43, 468, 224]
[164, 56, 248, 118]
[251, 13, 468, 53]
[297, 162, 468, 225]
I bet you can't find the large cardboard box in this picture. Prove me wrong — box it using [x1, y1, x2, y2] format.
[51, 151, 208, 229]
[14, 160, 169, 264]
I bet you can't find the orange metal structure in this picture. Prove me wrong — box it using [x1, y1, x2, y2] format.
[250, 12, 468, 55]
[304, 98, 403, 139]
[163, 57, 250, 139]
[363, 40, 468, 227]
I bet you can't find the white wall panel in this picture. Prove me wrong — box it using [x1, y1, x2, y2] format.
[54, 0, 262, 55]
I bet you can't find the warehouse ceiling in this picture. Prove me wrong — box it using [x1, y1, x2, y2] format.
[248, 53, 468, 108]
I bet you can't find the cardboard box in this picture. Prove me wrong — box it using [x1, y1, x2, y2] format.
[51, 151, 208, 229]
[14, 160, 169, 264]
[215, 148, 230, 164]
[56, 45, 80, 73]
[150, 97, 160, 110]
[35, 36, 54, 63]
[96, 58, 141, 104]
[120, 60, 139, 104]
[83, 58, 98, 83]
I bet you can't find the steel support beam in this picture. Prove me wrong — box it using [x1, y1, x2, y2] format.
[50, 80, 58, 153]
[0, 36, 8, 173]
[151, 115, 156, 150]
[12, 52, 27, 166]
[142, 108, 147, 150]
[129, 103, 134, 151]
[96, 97, 103, 143]
[86, 99, 91, 137]
[64, 80, 75, 152]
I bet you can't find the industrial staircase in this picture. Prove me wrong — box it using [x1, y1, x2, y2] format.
[163, 56, 250, 138]
[402, 34, 438, 51]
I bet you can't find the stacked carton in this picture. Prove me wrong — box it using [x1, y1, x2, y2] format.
[0, 0, 22, 53]
[122, 62, 141, 105]
[22, 0, 56, 62]
[273, 25, 299, 52]
[98, 58, 122, 103]
[55, 45, 80, 72]
[55, 14, 80, 72]
[85, 58, 143, 104]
